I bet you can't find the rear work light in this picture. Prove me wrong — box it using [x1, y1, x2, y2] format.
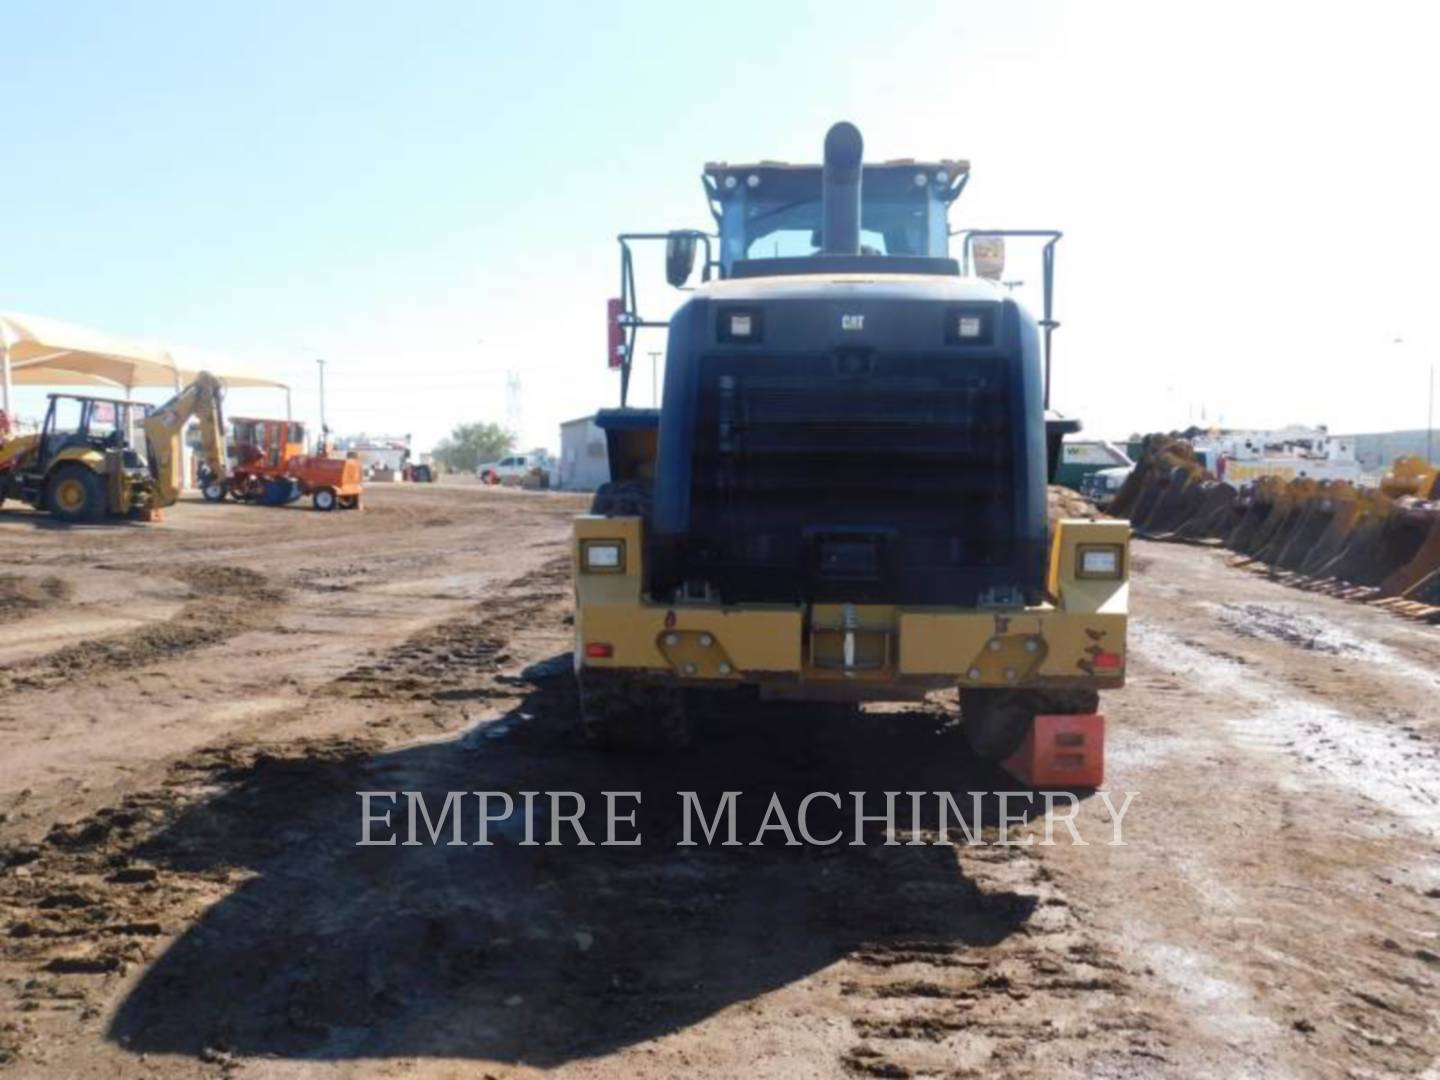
[717, 307, 762, 343]
[580, 539, 625, 573]
[945, 304, 994, 346]
[1077, 544, 1124, 579]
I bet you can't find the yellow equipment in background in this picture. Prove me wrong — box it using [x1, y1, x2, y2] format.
[0, 372, 228, 523]
[143, 372, 227, 508]
[1380, 455, 1440, 499]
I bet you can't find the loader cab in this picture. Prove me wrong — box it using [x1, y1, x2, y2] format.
[38, 394, 148, 470]
[704, 157, 967, 273]
[230, 417, 305, 471]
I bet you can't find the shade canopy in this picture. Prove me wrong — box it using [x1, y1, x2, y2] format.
[173, 347, 288, 391]
[0, 311, 178, 405]
[1, 312, 290, 414]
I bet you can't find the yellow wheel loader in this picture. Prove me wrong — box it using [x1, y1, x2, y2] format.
[574, 123, 1129, 762]
[0, 373, 228, 523]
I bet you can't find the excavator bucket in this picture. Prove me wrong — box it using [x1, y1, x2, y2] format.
[1118, 434, 1440, 623]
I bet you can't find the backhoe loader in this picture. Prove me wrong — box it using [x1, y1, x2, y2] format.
[0, 372, 228, 523]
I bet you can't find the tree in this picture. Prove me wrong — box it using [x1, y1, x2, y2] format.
[432, 422, 515, 473]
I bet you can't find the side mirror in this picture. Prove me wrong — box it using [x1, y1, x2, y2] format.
[972, 236, 1006, 281]
[665, 232, 698, 287]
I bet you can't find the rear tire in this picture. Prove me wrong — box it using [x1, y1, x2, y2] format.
[589, 478, 653, 517]
[960, 687, 1100, 762]
[577, 667, 692, 750]
[46, 464, 106, 524]
[201, 479, 227, 502]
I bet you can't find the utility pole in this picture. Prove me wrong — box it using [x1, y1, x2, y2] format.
[506, 370, 522, 437]
[316, 357, 328, 437]
[648, 351, 661, 407]
[1394, 338, 1434, 464]
[1428, 359, 1435, 464]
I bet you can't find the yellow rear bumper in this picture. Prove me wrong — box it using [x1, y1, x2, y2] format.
[574, 516, 1128, 693]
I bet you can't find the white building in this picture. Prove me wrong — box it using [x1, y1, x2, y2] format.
[558, 415, 610, 491]
[337, 433, 411, 474]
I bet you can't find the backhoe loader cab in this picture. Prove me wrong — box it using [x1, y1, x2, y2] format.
[575, 123, 1130, 761]
[3, 393, 155, 522]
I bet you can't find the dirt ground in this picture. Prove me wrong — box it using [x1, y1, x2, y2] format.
[0, 483, 1436, 1079]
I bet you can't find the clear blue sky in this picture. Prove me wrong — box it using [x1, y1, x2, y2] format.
[3, 0, 1436, 449]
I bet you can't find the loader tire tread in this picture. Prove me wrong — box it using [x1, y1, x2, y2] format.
[577, 667, 691, 751]
[589, 479, 653, 519]
[960, 687, 1100, 762]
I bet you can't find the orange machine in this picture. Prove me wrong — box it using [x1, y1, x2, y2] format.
[202, 417, 363, 511]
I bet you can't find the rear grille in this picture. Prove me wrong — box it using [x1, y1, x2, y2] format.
[684, 352, 1020, 604]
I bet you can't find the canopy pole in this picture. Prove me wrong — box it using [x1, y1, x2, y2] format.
[1, 340, 11, 418]
[285, 387, 292, 420]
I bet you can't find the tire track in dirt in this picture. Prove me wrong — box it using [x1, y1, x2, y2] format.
[0, 576, 73, 622]
[831, 839, 1166, 1077]
[0, 565, 284, 694]
[0, 559, 574, 1071]
[320, 554, 571, 707]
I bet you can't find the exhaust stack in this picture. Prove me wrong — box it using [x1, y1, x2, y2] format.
[821, 121, 863, 255]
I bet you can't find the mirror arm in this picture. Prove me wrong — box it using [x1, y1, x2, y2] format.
[953, 229, 1063, 407]
[614, 231, 718, 406]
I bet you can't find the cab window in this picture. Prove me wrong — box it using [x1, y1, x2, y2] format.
[51, 398, 83, 433]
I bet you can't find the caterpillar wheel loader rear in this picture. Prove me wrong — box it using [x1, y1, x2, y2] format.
[574, 123, 1129, 760]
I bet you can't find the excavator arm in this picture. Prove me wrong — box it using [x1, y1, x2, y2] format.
[143, 372, 227, 508]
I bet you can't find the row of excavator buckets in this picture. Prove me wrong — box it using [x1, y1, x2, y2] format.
[1112, 438, 1440, 623]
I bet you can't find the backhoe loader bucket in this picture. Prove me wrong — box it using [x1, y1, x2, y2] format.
[1172, 481, 1238, 541]
[1139, 466, 1210, 537]
[1269, 481, 1352, 571]
[1374, 499, 1440, 596]
[1116, 434, 1440, 624]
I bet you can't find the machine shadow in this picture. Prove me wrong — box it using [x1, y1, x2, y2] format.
[109, 658, 1056, 1066]
[0, 509, 149, 530]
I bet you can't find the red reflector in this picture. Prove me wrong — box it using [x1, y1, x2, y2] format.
[1094, 652, 1122, 670]
[585, 642, 614, 658]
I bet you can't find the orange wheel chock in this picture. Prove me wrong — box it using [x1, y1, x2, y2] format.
[1002, 713, 1105, 789]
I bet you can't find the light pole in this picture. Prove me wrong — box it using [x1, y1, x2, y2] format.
[1428, 359, 1436, 465]
[316, 357, 328, 438]
[1394, 339, 1435, 464]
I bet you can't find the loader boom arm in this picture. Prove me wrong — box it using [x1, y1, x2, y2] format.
[143, 372, 227, 507]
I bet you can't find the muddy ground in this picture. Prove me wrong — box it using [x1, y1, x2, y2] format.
[0, 483, 1436, 1078]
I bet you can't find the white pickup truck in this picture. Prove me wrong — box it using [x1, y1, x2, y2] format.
[476, 451, 553, 488]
